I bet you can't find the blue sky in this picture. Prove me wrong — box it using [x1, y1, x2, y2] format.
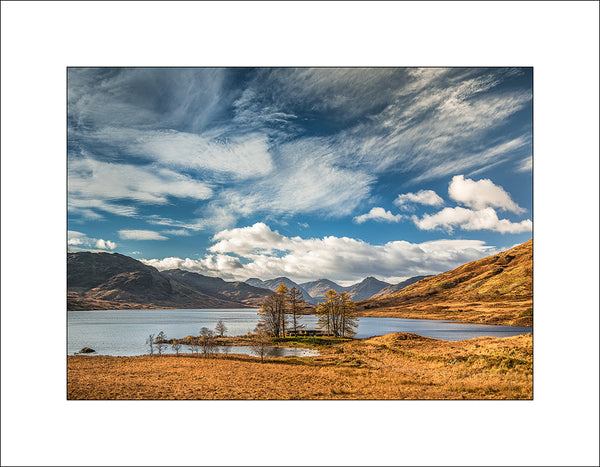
[67, 67, 532, 285]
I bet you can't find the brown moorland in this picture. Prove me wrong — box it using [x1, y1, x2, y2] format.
[356, 239, 533, 326]
[67, 332, 532, 400]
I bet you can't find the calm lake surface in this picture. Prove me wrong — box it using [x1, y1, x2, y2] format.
[67, 309, 532, 357]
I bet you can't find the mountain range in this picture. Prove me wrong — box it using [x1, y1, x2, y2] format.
[247, 276, 395, 302]
[68, 252, 426, 311]
[68, 239, 533, 325]
[67, 252, 271, 311]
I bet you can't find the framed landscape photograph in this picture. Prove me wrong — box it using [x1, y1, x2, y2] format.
[67, 67, 533, 400]
[3, 2, 599, 466]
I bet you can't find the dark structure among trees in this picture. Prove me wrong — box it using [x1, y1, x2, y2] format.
[257, 283, 357, 339]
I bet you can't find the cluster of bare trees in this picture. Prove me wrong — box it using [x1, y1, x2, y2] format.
[145, 320, 229, 357]
[316, 290, 358, 338]
[146, 330, 168, 355]
[187, 321, 229, 358]
[258, 284, 307, 337]
[257, 283, 358, 341]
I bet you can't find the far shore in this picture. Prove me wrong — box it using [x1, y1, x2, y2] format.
[68, 304, 532, 327]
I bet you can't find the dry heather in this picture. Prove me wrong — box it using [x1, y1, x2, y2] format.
[356, 239, 533, 326]
[68, 333, 532, 400]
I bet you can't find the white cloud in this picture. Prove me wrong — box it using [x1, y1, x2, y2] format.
[87, 128, 274, 179]
[516, 155, 532, 172]
[412, 136, 530, 182]
[413, 206, 532, 234]
[334, 71, 531, 179]
[68, 231, 117, 252]
[142, 222, 498, 284]
[448, 175, 525, 213]
[353, 207, 403, 224]
[68, 156, 213, 218]
[118, 230, 168, 241]
[209, 222, 293, 255]
[94, 239, 117, 250]
[162, 229, 191, 236]
[68, 68, 229, 133]
[68, 198, 139, 219]
[394, 190, 444, 208]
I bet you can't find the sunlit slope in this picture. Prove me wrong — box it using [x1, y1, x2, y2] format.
[356, 239, 533, 326]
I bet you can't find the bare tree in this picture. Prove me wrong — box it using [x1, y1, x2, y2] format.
[200, 327, 216, 358]
[215, 320, 228, 338]
[250, 323, 272, 363]
[186, 336, 199, 356]
[155, 331, 167, 355]
[146, 333, 155, 355]
[172, 341, 182, 356]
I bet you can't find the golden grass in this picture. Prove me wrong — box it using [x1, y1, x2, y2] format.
[68, 333, 532, 400]
[357, 240, 533, 326]
[357, 299, 533, 326]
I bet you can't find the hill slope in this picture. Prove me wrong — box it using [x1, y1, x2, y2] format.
[346, 276, 391, 301]
[300, 279, 346, 301]
[356, 239, 533, 326]
[68, 252, 255, 310]
[371, 275, 433, 298]
[161, 269, 271, 307]
[245, 277, 316, 304]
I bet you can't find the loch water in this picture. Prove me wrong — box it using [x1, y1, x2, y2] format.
[67, 309, 532, 357]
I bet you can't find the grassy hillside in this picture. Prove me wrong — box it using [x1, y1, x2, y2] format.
[356, 239, 533, 326]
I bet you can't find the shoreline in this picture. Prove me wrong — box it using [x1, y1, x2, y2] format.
[67, 306, 532, 327]
[68, 332, 533, 400]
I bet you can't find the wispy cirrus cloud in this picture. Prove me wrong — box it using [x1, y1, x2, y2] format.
[332, 70, 532, 180]
[118, 230, 168, 241]
[516, 154, 532, 172]
[83, 127, 274, 179]
[68, 68, 532, 266]
[68, 156, 213, 219]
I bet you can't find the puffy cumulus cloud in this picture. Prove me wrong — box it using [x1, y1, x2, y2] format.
[353, 207, 403, 224]
[209, 222, 294, 255]
[394, 190, 444, 209]
[118, 230, 168, 241]
[142, 254, 244, 280]
[143, 223, 498, 284]
[448, 175, 525, 213]
[68, 231, 117, 252]
[413, 207, 532, 234]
